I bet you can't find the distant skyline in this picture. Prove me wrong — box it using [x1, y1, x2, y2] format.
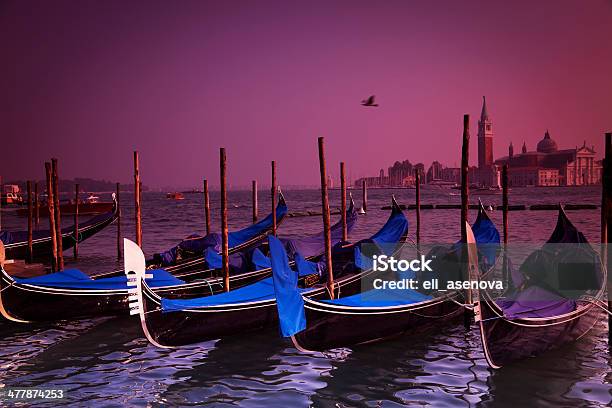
[1, 0, 611, 189]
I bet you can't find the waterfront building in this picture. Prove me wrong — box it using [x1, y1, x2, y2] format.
[495, 131, 602, 186]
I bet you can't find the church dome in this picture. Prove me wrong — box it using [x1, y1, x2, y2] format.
[537, 130, 558, 153]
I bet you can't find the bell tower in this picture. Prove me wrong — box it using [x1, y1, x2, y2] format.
[478, 96, 494, 168]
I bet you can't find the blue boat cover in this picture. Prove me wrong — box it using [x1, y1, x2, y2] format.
[497, 285, 576, 319]
[15, 268, 184, 290]
[370, 206, 408, 247]
[162, 277, 276, 312]
[156, 198, 288, 265]
[205, 247, 222, 269]
[294, 252, 320, 277]
[0, 231, 14, 245]
[252, 248, 271, 269]
[322, 287, 432, 307]
[269, 235, 306, 337]
[471, 208, 501, 265]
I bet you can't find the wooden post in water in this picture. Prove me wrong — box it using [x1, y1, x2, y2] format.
[51, 158, 64, 270]
[601, 132, 611, 343]
[73, 184, 79, 260]
[460, 115, 471, 329]
[271, 161, 277, 236]
[34, 182, 40, 228]
[362, 179, 367, 213]
[27, 181, 33, 263]
[340, 162, 347, 242]
[502, 164, 509, 285]
[220, 148, 230, 292]
[415, 170, 421, 246]
[45, 163, 58, 271]
[252, 180, 258, 223]
[318, 137, 335, 299]
[134, 151, 142, 247]
[203, 179, 211, 235]
[116, 182, 121, 259]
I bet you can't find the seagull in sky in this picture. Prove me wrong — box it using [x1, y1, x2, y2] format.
[361, 95, 378, 107]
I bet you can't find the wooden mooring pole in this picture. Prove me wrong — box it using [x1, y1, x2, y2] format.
[203, 179, 211, 235]
[318, 137, 335, 299]
[44, 163, 58, 271]
[340, 162, 347, 242]
[460, 115, 471, 329]
[271, 161, 277, 236]
[362, 179, 367, 213]
[134, 151, 142, 248]
[601, 132, 611, 343]
[51, 158, 64, 270]
[415, 170, 421, 246]
[34, 182, 40, 228]
[220, 148, 230, 292]
[502, 164, 509, 286]
[252, 180, 258, 224]
[73, 184, 79, 260]
[27, 181, 33, 263]
[116, 182, 121, 259]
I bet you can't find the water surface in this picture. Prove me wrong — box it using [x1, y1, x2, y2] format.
[1, 187, 610, 407]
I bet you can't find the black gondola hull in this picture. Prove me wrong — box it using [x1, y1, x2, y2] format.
[292, 296, 463, 351]
[477, 297, 600, 368]
[0, 265, 272, 322]
[4, 202, 118, 260]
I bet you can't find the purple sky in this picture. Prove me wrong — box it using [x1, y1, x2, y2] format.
[2, 0, 611, 189]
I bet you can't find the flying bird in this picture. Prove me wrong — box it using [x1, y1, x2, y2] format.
[361, 95, 378, 107]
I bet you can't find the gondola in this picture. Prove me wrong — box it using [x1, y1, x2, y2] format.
[0, 195, 119, 261]
[89, 192, 290, 279]
[15, 201, 115, 217]
[474, 206, 606, 368]
[271, 203, 501, 351]
[128, 197, 409, 348]
[0, 197, 356, 323]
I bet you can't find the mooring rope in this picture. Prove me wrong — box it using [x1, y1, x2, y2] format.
[0, 281, 14, 293]
[583, 296, 612, 316]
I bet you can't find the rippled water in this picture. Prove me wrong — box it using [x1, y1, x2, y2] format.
[1, 187, 611, 406]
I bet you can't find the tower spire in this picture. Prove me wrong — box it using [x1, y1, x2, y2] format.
[480, 96, 489, 121]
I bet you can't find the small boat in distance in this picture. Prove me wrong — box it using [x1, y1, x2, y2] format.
[166, 192, 185, 200]
[85, 193, 100, 203]
[1, 185, 24, 206]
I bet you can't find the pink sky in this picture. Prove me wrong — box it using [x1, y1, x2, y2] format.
[1, 0, 611, 189]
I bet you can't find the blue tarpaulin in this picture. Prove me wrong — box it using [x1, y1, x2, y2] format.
[322, 287, 431, 307]
[162, 277, 276, 312]
[15, 268, 184, 289]
[269, 235, 306, 337]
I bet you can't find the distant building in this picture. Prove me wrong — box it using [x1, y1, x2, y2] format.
[426, 161, 444, 183]
[388, 160, 414, 186]
[495, 131, 602, 186]
[441, 167, 460, 183]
